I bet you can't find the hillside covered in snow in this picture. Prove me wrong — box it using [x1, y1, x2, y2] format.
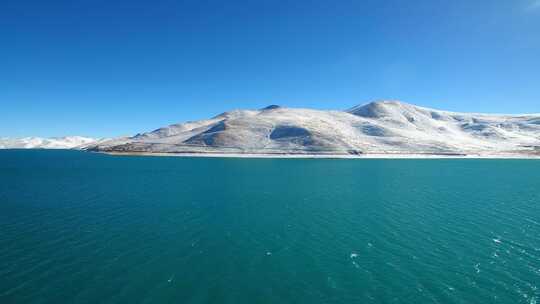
[0, 136, 99, 149]
[88, 100, 540, 157]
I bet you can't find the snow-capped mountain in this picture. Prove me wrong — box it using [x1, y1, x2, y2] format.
[88, 100, 540, 156]
[0, 136, 99, 149]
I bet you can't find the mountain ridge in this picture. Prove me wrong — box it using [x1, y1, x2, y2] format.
[0, 136, 100, 149]
[87, 101, 540, 157]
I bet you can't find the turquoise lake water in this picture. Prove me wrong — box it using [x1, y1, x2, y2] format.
[0, 150, 539, 304]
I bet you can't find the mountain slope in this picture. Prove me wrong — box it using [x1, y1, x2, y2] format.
[0, 136, 99, 149]
[88, 101, 540, 156]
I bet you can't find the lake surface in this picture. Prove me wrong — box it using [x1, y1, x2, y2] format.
[1, 150, 539, 304]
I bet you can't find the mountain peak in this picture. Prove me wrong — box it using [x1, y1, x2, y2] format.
[347, 100, 414, 118]
[261, 105, 281, 110]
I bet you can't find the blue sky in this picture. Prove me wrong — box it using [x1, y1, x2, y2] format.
[1, 0, 539, 138]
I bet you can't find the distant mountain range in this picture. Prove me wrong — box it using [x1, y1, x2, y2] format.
[0, 136, 99, 149]
[86, 101, 540, 157]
